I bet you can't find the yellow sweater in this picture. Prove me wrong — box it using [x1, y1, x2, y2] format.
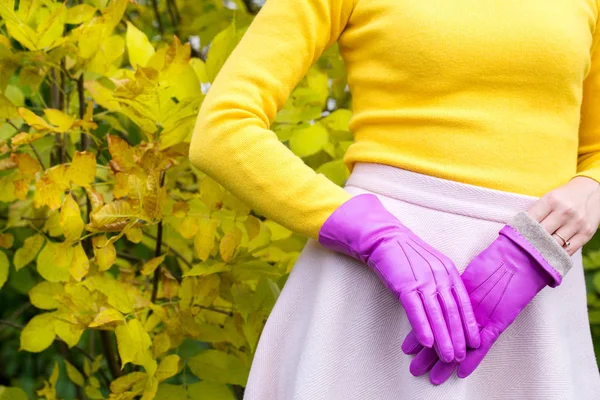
[189, 0, 600, 240]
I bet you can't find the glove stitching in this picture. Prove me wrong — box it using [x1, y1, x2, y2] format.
[488, 270, 515, 321]
[409, 237, 451, 276]
[398, 240, 418, 281]
[474, 269, 508, 310]
[468, 261, 505, 297]
[406, 240, 438, 285]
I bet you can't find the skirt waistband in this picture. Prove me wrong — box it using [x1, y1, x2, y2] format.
[344, 162, 541, 224]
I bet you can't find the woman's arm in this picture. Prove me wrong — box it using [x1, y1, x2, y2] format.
[188, 0, 355, 240]
[527, 16, 600, 257]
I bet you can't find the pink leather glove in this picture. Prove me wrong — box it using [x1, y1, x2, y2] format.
[401, 211, 573, 384]
[318, 193, 481, 363]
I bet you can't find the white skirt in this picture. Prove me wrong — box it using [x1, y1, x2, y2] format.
[243, 162, 600, 400]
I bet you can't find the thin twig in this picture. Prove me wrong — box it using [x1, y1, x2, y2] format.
[143, 231, 192, 271]
[150, 0, 164, 35]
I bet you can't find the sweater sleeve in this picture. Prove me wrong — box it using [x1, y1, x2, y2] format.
[573, 12, 600, 184]
[188, 0, 355, 240]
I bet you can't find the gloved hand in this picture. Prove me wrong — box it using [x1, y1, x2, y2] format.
[318, 193, 481, 363]
[401, 211, 573, 384]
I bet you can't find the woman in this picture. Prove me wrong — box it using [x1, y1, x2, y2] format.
[188, 0, 600, 398]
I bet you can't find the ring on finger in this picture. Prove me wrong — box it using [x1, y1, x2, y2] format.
[553, 232, 571, 248]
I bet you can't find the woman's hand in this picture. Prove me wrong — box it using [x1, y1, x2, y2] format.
[527, 176, 600, 256]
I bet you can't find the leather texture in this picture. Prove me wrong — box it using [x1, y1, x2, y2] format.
[402, 219, 560, 384]
[318, 193, 480, 363]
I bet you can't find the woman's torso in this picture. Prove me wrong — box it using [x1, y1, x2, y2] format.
[338, 0, 598, 197]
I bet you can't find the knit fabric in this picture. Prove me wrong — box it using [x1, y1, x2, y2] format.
[189, 0, 600, 240]
[507, 211, 574, 284]
[243, 163, 600, 400]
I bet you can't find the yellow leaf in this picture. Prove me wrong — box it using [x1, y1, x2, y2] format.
[82, 275, 134, 314]
[0, 233, 14, 249]
[200, 177, 224, 210]
[126, 21, 155, 68]
[88, 200, 135, 232]
[37, 241, 72, 282]
[245, 216, 261, 241]
[53, 315, 85, 347]
[20, 313, 56, 352]
[113, 172, 129, 198]
[141, 254, 165, 276]
[264, 220, 293, 241]
[44, 109, 75, 133]
[125, 225, 143, 243]
[11, 152, 41, 177]
[11, 132, 47, 147]
[179, 215, 199, 239]
[68, 151, 96, 187]
[289, 123, 329, 158]
[194, 219, 218, 262]
[36, 3, 66, 50]
[64, 360, 85, 387]
[220, 227, 242, 262]
[115, 319, 152, 368]
[183, 262, 229, 277]
[141, 376, 158, 400]
[110, 371, 147, 394]
[60, 194, 84, 241]
[29, 281, 64, 310]
[84, 384, 104, 399]
[0, 251, 8, 290]
[17, 107, 52, 131]
[92, 235, 116, 271]
[155, 355, 180, 382]
[152, 333, 170, 358]
[107, 135, 135, 172]
[34, 165, 70, 210]
[89, 307, 124, 327]
[12, 178, 30, 200]
[50, 360, 60, 386]
[14, 234, 45, 270]
[70, 242, 89, 281]
[66, 4, 97, 24]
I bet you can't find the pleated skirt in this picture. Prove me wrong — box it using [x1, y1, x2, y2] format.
[243, 162, 600, 400]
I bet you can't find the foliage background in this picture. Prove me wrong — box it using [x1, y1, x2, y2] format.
[0, 0, 598, 399]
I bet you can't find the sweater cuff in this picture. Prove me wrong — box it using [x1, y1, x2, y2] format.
[505, 211, 573, 287]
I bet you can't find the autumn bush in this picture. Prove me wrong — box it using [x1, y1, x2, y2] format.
[0, 0, 598, 399]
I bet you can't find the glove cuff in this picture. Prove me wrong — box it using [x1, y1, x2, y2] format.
[500, 211, 573, 287]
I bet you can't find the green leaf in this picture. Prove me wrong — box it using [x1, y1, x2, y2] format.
[321, 109, 352, 132]
[206, 20, 241, 82]
[64, 360, 85, 387]
[0, 251, 8, 290]
[289, 123, 329, 158]
[594, 271, 600, 294]
[184, 262, 229, 277]
[187, 381, 235, 400]
[316, 159, 349, 186]
[0, 386, 28, 400]
[187, 350, 249, 386]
